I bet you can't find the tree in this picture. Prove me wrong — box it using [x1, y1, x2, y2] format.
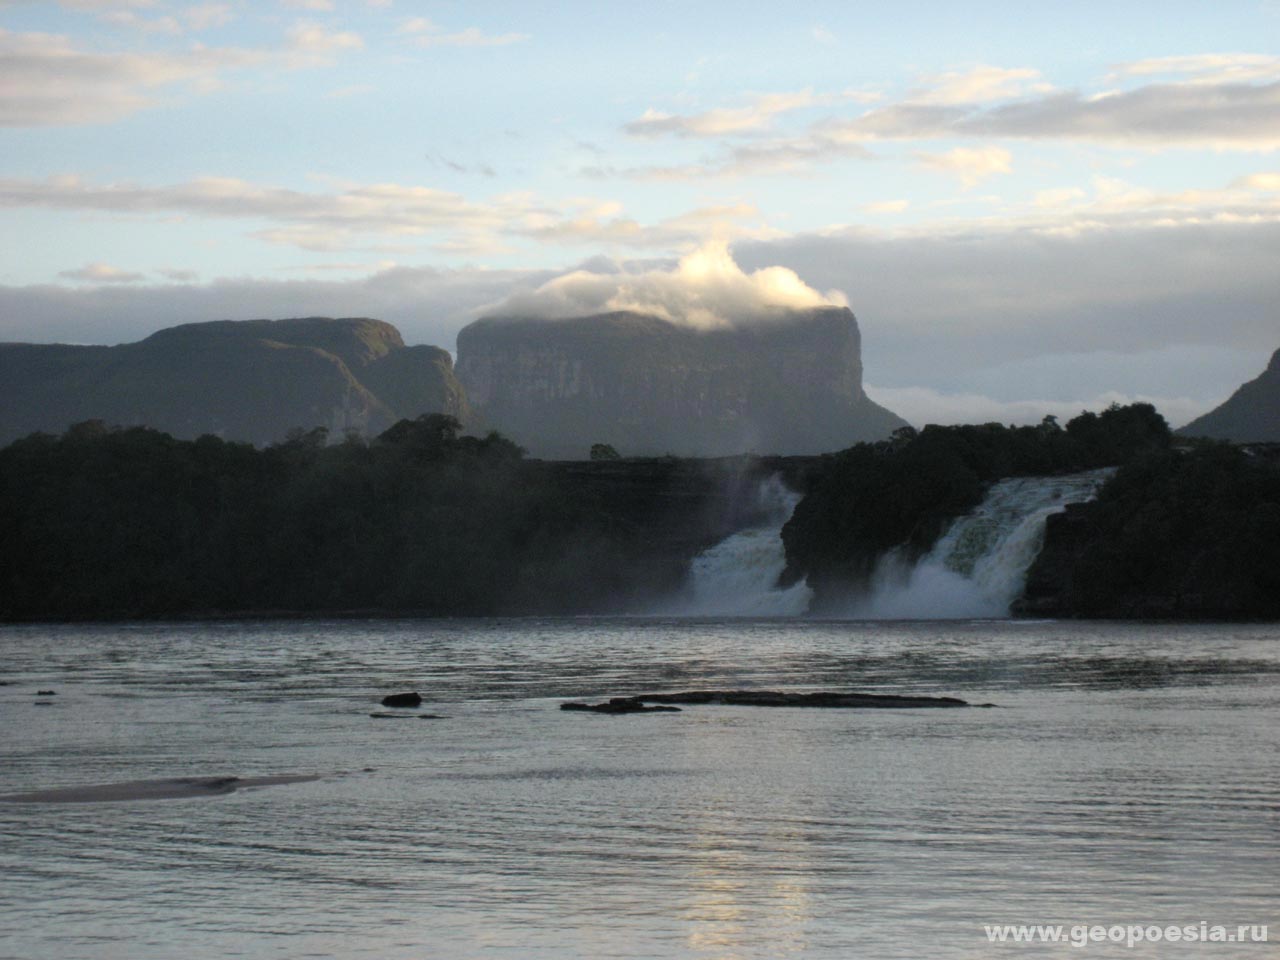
[590, 443, 621, 461]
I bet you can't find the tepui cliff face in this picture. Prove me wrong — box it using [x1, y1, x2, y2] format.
[454, 306, 908, 458]
[1177, 346, 1280, 442]
[0, 317, 469, 446]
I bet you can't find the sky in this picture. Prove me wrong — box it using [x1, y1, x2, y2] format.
[1, 0, 1278, 428]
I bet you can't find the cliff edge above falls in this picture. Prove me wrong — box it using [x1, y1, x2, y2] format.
[454, 306, 907, 458]
[0, 317, 469, 446]
[1177, 346, 1280, 442]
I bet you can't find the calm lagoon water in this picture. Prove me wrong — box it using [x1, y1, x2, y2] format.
[1, 618, 1277, 959]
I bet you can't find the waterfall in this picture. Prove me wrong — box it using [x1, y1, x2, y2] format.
[849, 468, 1113, 619]
[674, 475, 813, 616]
[669, 468, 1110, 620]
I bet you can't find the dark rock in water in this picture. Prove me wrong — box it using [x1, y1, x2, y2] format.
[368, 712, 446, 719]
[380, 691, 422, 708]
[36, 690, 56, 696]
[637, 689, 973, 708]
[560, 697, 682, 714]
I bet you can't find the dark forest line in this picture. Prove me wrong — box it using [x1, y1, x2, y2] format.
[2, 405, 1278, 621]
[0, 416, 788, 620]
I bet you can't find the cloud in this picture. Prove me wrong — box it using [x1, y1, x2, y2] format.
[1034, 187, 1086, 208]
[0, 173, 527, 249]
[89, 3, 235, 34]
[812, 25, 836, 45]
[1234, 172, 1280, 190]
[54, 0, 159, 8]
[399, 17, 528, 48]
[625, 90, 824, 138]
[0, 173, 777, 255]
[517, 202, 775, 249]
[909, 64, 1044, 104]
[486, 241, 847, 327]
[914, 146, 1012, 187]
[280, 0, 334, 10]
[100, 11, 182, 34]
[0, 28, 265, 125]
[591, 134, 873, 180]
[279, 259, 399, 273]
[604, 61, 1280, 180]
[0, 21, 364, 127]
[864, 199, 910, 214]
[734, 218, 1279, 404]
[426, 154, 496, 176]
[811, 80, 1280, 150]
[57, 262, 146, 283]
[0, 263, 554, 350]
[954, 82, 1280, 150]
[1109, 53, 1280, 85]
[184, 4, 235, 30]
[285, 20, 363, 63]
[863, 384, 1215, 430]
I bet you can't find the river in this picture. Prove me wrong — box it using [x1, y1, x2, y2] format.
[2, 618, 1277, 958]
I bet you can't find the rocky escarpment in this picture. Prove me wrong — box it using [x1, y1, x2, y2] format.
[455, 307, 906, 459]
[1177, 347, 1280, 442]
[0, 317, 468, 446]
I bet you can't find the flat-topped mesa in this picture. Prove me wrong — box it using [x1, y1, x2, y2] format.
[0, 316, 469, 446]
[454, 307, 907, 459]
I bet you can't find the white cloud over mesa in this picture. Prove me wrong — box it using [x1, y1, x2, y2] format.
[487, 241, 847, 328]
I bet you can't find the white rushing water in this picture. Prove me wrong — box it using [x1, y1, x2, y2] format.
[676, 475, 813, 616]
[678, 468, 1111, 619]
[849, 468, 1114, 619]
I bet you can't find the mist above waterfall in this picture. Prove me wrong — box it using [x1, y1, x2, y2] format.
[842, 469, 1114, 620]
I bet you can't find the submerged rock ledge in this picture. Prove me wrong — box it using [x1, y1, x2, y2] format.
[642, 689, 974, 708]
[0, 774, 320, 804]
[562, 690, 979, 712]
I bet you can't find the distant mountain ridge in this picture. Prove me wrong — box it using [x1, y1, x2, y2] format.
[455, 306, 907, 458]
[0, 317, 468, 446]
[1178, 347, 1280, 442]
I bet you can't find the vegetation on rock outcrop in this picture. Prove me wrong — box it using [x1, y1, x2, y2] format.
[779, 404, 1173, 607]
[1019, 442, 1280, 618]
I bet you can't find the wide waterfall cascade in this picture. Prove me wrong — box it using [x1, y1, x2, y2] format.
[851, 468, 1114, 620]
[676, 475, 813, 616]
